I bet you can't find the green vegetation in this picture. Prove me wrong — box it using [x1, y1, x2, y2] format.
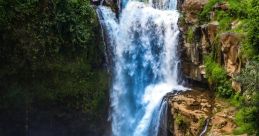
[229, 93, 244, 107]
[199, 0, 259, 134]
[216, 11, 232, 31]
[228, 0, 248, 18]
[204, 55, 232, 98]
[242, 0, 259, 59]
[234, 107, 258, 135]
[175, 114, 190, 132]
[186, 27, 194, 43]
[235, 61, 259, 94]
[198, 116, 206, 132]
[199, 0, 223, 22]
[0, 0, 108, 135]
[199, 0, 247, 23]
[199, 0, 259, 58]
[233, 61, 259, 135]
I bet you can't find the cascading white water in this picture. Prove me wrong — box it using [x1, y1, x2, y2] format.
[97, 0, 187, 136]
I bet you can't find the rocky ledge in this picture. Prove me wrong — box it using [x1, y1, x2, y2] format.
[169, 89, 237, 136]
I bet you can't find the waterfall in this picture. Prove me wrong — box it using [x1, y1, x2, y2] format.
[156, 98, 170, 136]
[97, 0, 186, 136]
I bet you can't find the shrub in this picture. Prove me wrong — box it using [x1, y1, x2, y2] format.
[204, 55, 227, 83]
[230, 93, 245, 107]
[215, 10, 231, 25]
[235, 61, 259, 95]
[233, 61, 259, 135]
[228, 0, 248, 18]
[199, 0, 223, 22]
[216, 80, 232, 97]
[245, 0, 259, 57]
[204, 55, 232, 97]
[218, 15, 232, 31]
[234, 0, 259, 59]
[234, 107, 258, 135]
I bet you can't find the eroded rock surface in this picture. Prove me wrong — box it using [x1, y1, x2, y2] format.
[208, 98, 237, 136]
[179, 0, 243, 93]
[169, 89, 213, 136]
[220, 32, 241, 76]
[169, 89, 238, 136]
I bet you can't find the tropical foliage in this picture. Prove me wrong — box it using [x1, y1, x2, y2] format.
[0, 0, 108, 135]
[200, 0, 259, 134]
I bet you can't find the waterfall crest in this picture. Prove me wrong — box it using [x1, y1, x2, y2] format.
[97, 0, 187, 136]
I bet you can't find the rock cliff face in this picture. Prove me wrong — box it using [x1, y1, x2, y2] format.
[169, 0, 244, 135]
[182, 0, 208, 24]
[220, 32, 241, 77]
[179, 0, 242, 88]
